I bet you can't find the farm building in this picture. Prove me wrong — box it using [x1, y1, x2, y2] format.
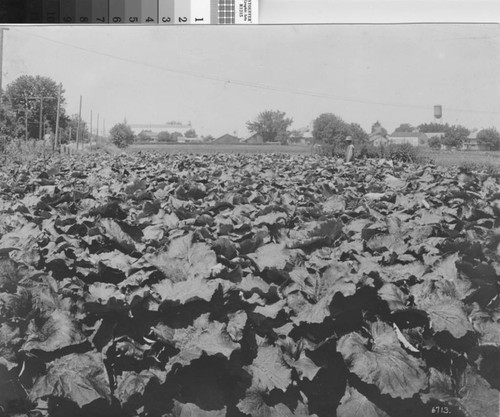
[369, 124, 389, 147]
[129, 121, 193, 136]
[177, 136, 202, 144]
[291, 127, 313, 145]
[424, 132, 445, 141]
[212, 134, 241, 144]
[242, 133, 264, 144]
[461, 131, 490, 151]
[369, 132, 389, 147]
[388, 132, 428, 147]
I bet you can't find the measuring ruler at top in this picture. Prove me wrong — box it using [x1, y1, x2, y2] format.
[24, 0, 258, 24]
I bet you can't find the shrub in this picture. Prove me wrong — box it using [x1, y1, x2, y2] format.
[109, 123, 135, 149]
[386, 143, 422, 162]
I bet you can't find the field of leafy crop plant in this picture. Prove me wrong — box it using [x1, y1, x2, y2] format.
[0, 151, 499, 417]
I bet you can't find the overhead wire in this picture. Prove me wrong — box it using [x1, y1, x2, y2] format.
[12, 28, 500, 116]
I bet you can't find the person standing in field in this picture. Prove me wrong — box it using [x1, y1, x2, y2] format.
[345, 136, 354, 163]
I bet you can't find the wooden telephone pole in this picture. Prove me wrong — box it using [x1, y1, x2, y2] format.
[0, 28, 10, 124]
[54, 84, 62, 151]
[76, 95, 82, 149]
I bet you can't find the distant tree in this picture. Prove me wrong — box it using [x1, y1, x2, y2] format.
[171, 132, 183, 142]
[442, 125, 470, 148]
[417, 122, 449, 133]
[312, 113, 350, 147]
[109, 122, 135, 148]
[137, 130, 153, 142]
[428, 136, 442, 149]
[157, 131, 172, 142]
[394, 123, 416, 133]
[0, 98, 23, 139]
[371, 121, 388, 136]
[246, 110, 293, 143]
[64, 114, 89, 144]
[348, 123, 369, 145]
[288, 130, 304, 144]
[477, 127, 500, 151]
[185, 128, 197, 138]
[203, 134, 214, 142]
[5, 75, 68, 140]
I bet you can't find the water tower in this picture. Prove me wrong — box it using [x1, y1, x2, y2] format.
[434, 105, 442, 123]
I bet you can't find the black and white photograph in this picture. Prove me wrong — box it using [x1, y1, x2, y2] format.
[0, 22, 499, 417]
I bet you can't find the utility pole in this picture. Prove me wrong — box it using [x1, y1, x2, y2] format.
[54, 83, 62, 152]
[90, 109, 93, 150]
[25, 96, 55, 142]
[0, 28, 9, 124]
[24, 95, 29, 141]
[76, 95, 82, 150]
[96, 113, 99, 148]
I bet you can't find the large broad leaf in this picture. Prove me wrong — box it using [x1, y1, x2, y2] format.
[456, 367, 500, 417]
[422, 253, 473, 301]
[378, 283, 407, 311]
[338, 321, 427, 398]
[30, 352, 111, 407]
[420, 368, 455, 404]
[153, 278, 227, 305]
[146, 232, 217, 282]
[411, 285, 473, 338]
[278, 338, 321, 382]
[238, 389, 314, 417]
[337, 385, 390, 417]
[244, 345, 292, 392]
[292, 262, 357, 324]
[115, 369, 167, 404]
[287, 219, 343, 250]
[227, 310, 248, 342]
[170, 400, 226, 417]
[22, 309, 86, 352]
[469, 303, 500, 346]
[366, 234, 407, 255]
[248, 243, 301, 271]
[385, 175, 406, 190]
[166, 314, 239, 373]
[0, 322, 21, 370]
[100, 218, 136, 253]
[422, 367, 500, 417]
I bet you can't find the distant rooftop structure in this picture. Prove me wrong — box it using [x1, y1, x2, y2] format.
[129, 121, 193, 134]
[389, 132, 428, 146]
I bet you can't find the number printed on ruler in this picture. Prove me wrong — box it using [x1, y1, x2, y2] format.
[141, 0, 157, 23]
[60, 0, 76, 23]
[92, 0, 108, 23]
[76, 0, 91, 23]
[159, 0, 174, 24]
[174, 0, 189, 23]
[190, 0, 210, 24]
[125, 0, 141, 23]
[109, 0, 125, 23]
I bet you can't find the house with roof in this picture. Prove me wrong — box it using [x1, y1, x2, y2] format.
[388, 132, 428, 147]
[212, 133, 241, 144]
[241, 133, 264, 144]
[461, 130, 490, 151]
[177, 136, 202, 144]
[369, 132, 389, 147]
[424, 132, 445, 141]
[368, 124, 389, 146]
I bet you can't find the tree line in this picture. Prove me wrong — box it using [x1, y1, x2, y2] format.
[1, 75, 498, 151]
[247, 111, 500, 151]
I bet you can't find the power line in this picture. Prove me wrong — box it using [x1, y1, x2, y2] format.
[13, 29, 500, 116]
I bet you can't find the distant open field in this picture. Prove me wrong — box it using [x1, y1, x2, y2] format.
[129, 143, 500, 168]
[421, 149, 500, 167]
[128, 143, 311, 154]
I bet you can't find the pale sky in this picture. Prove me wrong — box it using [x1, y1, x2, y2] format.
[2, 23, 499, 137]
